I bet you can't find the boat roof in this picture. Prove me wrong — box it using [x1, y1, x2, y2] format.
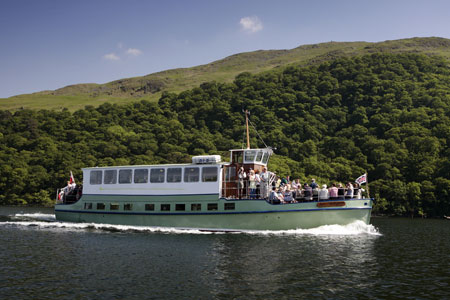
[82, 162, 227, 171]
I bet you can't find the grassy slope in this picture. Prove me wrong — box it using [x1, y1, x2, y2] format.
[2, 37, 450, 111]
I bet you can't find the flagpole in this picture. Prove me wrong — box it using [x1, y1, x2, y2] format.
[366, 172, 370, 198]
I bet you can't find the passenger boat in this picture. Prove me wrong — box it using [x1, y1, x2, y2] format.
[55, 113, 373, 231]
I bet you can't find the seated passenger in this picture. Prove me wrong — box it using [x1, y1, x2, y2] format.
[269, 187, 281, 204]
[329, 183, 339, 199]
[303, 183, 313, 201]
[319, 184, 329, 200]
[284, 189, 294, 203]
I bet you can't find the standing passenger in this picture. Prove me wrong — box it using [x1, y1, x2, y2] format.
[260, 167, 269, 199]
[238, 167, 246, 199]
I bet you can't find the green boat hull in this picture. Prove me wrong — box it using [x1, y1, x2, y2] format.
[55, 194, 372, 230]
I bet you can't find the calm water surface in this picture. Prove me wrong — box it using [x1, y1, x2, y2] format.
[0, 206, 449, 299]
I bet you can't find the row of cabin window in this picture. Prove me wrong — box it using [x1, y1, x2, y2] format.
[89, 166, 218, 185]
[86, 202, 235, 211]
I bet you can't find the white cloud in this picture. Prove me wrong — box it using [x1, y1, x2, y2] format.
[103, 53, 120, 61]
[240, 16, 263, 33]
[126, 48, 142, 56]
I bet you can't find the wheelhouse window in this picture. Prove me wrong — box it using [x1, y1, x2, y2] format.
[262, 152, 270, 164]
[167, 168, 182, 183]
[255, 151, 263, 162]
[134, 169, 148, 183]
[150, 168, 165, 183]
[119, 169, 132, 184]
[244, 150, 257, 162]
[161, 204, 170, 211]
[184, 167, 199, 182]
[104, 170, 117, 184]
[202, 167, 218, 182]
[90, 170, 102, 185]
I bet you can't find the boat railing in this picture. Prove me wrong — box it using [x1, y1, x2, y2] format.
[221, 180, 365, 202]
[55, 185, 83, 204]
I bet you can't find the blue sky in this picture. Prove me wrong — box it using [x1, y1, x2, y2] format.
[1, 0, 449, 98]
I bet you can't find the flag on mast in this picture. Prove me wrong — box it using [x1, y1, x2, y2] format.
[355, 173, 367, 185]
[69, 171, 75, 184]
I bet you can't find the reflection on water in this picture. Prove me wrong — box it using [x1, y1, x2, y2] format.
[1, 206, 449, 299]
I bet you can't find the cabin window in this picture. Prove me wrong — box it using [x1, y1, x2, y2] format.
[84, 203, 92, 209]
[207, 203, 218, 211]
[225, 166, 236, 181]
[150, 168, 165, 183]
[191, 204, 201, 211]
[232, 151, 243, 164]
[202, 167, 218, 182]
[175, 204, 185, 211]
[134, 169, 148, 183]
[124, 204, 133, 211]
[256, 151, 263, 162]
[161, 204, 170, 211]
[110, 203, 119, 210]
[119, 169, 132, 184]
[224, 203, 235, 210]
[97, 203, 105, 210]
[90, 170, 102, 185]
[145, 204, 155, 211]
[104, 170, 117, 184]
[244, 150, 257, 162]
[262, 152, 269, 164]
[184, 167, 199, 182]
[167, 168, 182, 183]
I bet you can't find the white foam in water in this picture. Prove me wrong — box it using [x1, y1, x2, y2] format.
[12, 213, 56, 222]
[2, 213, 380, 236]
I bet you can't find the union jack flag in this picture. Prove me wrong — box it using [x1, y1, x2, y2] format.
[355, 173, 367, 185]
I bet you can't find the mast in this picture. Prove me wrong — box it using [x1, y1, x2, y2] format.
[245, 110, 250, 149]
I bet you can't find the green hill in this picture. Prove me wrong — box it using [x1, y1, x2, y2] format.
[1, 52, 449, 217]
[1, 37, 450, 111]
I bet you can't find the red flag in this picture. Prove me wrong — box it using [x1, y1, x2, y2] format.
[69, 171, 75, 184]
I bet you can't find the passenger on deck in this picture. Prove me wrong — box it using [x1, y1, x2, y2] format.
[255, 170, 261, 198]
[238, 167, 246, 199]
[310, 178, 318, 190]
[329, 183, 339, 199]
[354, 183, 364, 198]
[284, 189, 294, 203]
[319, 184, 329, 200]
[303, 183, 313, 201]
[337, 183, 345, 199]
[248, 170, 257, 199]
[269, 187, 282, 204]
[346, 182, 354, 198]
[260, 167, 269, 199]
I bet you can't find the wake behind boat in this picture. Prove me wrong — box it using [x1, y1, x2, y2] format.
[54, 112, 373, 230]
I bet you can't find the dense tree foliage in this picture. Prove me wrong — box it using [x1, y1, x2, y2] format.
[0, 53, 449, 217]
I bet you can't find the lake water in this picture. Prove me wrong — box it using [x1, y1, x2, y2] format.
[0, 206, 449, 299]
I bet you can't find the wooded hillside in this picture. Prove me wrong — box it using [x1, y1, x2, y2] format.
[1, 53, 449, 217]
